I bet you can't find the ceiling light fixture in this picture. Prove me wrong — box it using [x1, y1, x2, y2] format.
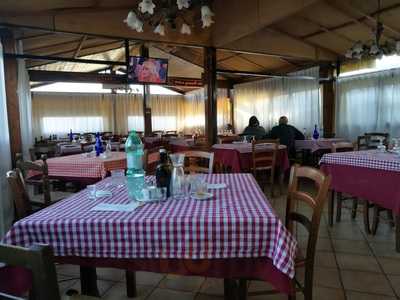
[124, 0, 214, 36]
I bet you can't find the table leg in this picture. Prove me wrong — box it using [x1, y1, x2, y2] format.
[328, 190, 334, 226]
[125, 270, 137, 298]
[238, 279, 248, 300]
[79, 266, 100, 297]
[396, 215, 400, 253]
[224, 279, 238, 300]
[363, 200, 371, 235]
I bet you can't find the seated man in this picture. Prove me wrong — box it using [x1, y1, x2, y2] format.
[241, 116, 266, 140]
[269, 116, 305, 157]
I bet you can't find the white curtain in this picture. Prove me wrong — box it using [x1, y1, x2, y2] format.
[234, 67, 321, 134]
[149, 94, 185, 132]
[17, 41, 33, 159]
[32, 92, 114, 137]
[336, 68, 400, 141]
[0, 42, 13, 237]
[115, 93, 144, 134]
[183, 88, 232, 133]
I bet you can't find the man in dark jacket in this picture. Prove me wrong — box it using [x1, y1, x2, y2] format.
[270, 116, 305, 157]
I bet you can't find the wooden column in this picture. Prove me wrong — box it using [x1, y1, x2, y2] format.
[204, 47, 218, 145]
[227, 85, 235, 133]
[139, 45, 152, 136]
[320, 65, 336, 138]
[1, 30, 22, 165]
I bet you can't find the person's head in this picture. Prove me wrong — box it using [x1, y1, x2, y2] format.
[140, 60, 159, 81]
[248, 116, 260, 127]
[279, 116, 288, 125]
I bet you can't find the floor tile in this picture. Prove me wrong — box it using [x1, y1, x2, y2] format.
[199, 278, 224, 296]
[387, 275, 400, 297]
[346, 290, 397, 300]
[312, 286, 345, 300]
[69, 279, 116, 297]
[56, 264, 80, 277]
[135, 271, 165, 286]
[298, 236, 332, 252]
[332, 239, 372, 255]
[313, 267, 342, 289]
[341, 270, 394, 296]
[314, 252, 337, 269]
[96, 268, 125, 282]
[159, 274, 204, 292]
[102, 283, 154, 300]
[377, 257, 400, 275]
[336, 253, 381, 273]
[369, 242, 400, 259]
[195, 294, 223, 300]
[147, 288, 196, 300]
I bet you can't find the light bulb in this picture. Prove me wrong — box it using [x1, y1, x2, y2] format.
[177, 0, 190, 10]
[154, 24, 166, 36]
[124, 11, 144, 32]
[138, 0, 156, 14]
[201, 5, 214, 28]
[181, 23, 191, 35]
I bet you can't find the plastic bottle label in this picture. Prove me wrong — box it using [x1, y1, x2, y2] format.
[127, 152, 143, 169]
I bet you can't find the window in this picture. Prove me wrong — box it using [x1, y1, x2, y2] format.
[41, 116, 104, 135]
[127, 116, 145, 132]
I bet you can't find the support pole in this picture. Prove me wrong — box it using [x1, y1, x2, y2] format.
[1, 29, 22, 166]
[204, 47, 218, 145]
[320, 65, 336, 138]
[139, 44, 152, 136]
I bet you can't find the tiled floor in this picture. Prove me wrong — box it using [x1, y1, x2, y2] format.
[56, 190, 400, 300]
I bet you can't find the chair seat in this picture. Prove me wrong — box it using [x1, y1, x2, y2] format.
[31, 191, 74, 204]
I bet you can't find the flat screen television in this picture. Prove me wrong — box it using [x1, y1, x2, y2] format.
[128, 56, 168, 84]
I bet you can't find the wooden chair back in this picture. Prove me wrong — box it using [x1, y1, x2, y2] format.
[16, 153, 51, 205]
[285, 165, 331, 299]
[165, 130, 177, 135]
[183, 151, 214, 174]
[364, 132, 389, 148]
[6, 169, 32, 221]
[251, 139, 279, 177]
[331, 142, 354, 153]
[357, 135, 368, 150]
[0, 244, 60, 300]
[143, 147, 162, 175]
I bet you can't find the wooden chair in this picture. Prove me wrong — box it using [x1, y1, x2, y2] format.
[183, 151, 214, 174]
[242, 165, 331, 300]
[165, 130, 177, 135]
[251, 139, 279, 196]
[365, 132, 389, 148]
[15, 154, 73, 206]
[357, 135, 368, 150]
[0, 244, 100, 300]
[330, 142, 360, 222]
[143, 147, 162, 176]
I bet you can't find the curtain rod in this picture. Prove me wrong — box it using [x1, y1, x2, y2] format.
[216, 69, 318, 80]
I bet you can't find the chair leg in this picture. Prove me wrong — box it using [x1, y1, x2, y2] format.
[387, 210, 395, 227]
[79, 266, 100, 297]
[351, 199, 358, 219]
[396, 215, 400, 253]
[224, 279, 237, 300]
[363, 200, 371, 234]
[125, 270, 137, 298]
[336, 192, 343, 222]
[328, 190, 334, 227]
[278, 170, 284, 196]
[238, 279, 248, 300]
[372, 205, 380, 235]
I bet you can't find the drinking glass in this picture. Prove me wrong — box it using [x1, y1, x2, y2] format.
[110, 169, 125, 188]
[87, 185, 97, 199]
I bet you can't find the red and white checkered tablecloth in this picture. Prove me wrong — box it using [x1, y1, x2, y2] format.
[37, 152, 127, 179]
[320, 150, 400, 173]
[3, 173, 297, 278]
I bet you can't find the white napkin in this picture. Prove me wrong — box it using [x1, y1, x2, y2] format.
[90, 202, 141, 212]
[207, 183, 227, 189]
[95, 190, 112, 197]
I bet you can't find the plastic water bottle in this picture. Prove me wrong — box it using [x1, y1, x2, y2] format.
[125, 130, 145, 201]
[95, 133, 103, 156]
[312, 124, 320, 140]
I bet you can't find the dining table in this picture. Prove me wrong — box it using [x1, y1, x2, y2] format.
[30, 152, 127, 185]
[168, 137, 195, 152]
[2, 173, 297, 298]
[295, 138, 347, 153]
[212, 143, 290, 173]
[320, 149, 400, 251]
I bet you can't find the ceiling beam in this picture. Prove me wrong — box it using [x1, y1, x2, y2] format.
[74, 35, 88, 58]
[213, 0, 321, 47]
[327, 0, 400, 38]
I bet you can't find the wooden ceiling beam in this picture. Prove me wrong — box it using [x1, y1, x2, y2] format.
[213, 0, 321, 47]
[16, 32, 55, 41]
[74, 35, 88, 58]
[327, 0, 400, 38]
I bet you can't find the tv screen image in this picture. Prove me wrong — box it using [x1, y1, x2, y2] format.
[128, 56, 168, 84]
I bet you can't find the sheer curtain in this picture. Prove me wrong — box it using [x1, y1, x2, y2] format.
[32, 92, 113, 137]
[0, 42, 13, 237]
[234, 67, 321, 133]
[115, 93, 144, 134]
[183, 88, 232, 133]
[17, 41, 33, 159]
[336, 68, 400, 141]
[149, 94, 185, 132]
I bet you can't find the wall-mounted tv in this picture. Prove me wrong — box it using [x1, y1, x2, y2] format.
[128, 56, 168, 84]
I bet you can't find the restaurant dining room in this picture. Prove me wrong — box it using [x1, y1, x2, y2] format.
[2, 0, 400, 299]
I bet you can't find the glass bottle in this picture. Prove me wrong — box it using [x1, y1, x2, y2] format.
[156, 149, 172, 197]
[95, 133, 103, 156]
[312, 124, 319, 140]
[169, 153, 186, 199]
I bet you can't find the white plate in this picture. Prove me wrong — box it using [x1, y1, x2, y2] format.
[191, 192, 213, 201]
